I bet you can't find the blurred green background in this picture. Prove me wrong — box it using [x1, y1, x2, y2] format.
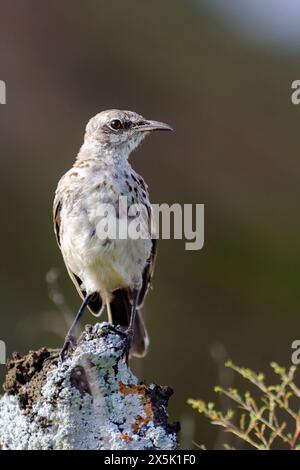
[1, 0, 300, 449]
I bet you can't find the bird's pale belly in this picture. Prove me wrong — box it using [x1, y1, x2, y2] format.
[60, 202, 151, 296]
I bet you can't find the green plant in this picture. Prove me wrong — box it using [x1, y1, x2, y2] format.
[188, 361, 300, 450]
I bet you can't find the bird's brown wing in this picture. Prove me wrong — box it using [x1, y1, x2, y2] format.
[52, 196, 102, 314]
[53, 196, 85, 298]
[137, 204, 157, 308]
[53, 197, 62, 248]
[137, 237, 157, 308]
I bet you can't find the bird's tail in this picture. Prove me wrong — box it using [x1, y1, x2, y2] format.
[110, 289, 149, 357]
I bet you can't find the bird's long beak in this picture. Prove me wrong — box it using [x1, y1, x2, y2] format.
[135, 120, 174, 132]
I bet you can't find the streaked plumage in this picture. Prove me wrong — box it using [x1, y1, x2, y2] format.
[53, 109, 172, 357]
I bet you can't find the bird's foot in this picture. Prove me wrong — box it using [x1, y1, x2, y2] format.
[102, 323, 127, 338]
[60, 334, 77, 361]
[122, 327, 134, 362]
[42, 350, 60, 366]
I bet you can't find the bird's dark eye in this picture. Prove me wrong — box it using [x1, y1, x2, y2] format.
[110, 119, 123, 130]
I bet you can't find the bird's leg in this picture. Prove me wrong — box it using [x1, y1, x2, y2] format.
[124, 289, 140, 359]
[106, 299, 113, 324]
[60, 293, 94, 360]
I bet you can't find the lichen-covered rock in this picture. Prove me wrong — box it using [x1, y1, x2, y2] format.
[0, 323, 179, 450]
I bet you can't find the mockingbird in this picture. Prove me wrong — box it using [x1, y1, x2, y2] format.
[53, 110, 173, 359]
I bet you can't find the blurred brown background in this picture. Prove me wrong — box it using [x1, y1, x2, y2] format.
[1, 0, 300, 449]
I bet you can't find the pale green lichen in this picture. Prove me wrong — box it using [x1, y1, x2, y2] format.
[0, 323, 178, 450]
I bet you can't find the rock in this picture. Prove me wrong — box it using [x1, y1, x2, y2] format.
[0, 322, 179, 450]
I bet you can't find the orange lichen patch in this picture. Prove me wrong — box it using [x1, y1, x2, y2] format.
[144, 402, 153, 419]
[118, 433, 133, 442]
[132, 414, 150, 432]
[118, 381, 147, 396]
[131, 401, 154, 431]
[118, 381, 155, 432]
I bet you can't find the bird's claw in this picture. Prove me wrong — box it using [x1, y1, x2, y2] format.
[122, 327, 134, 362]
[103, 323, 127, 338]
[43, 350, 60, 366]
[60, 334, 77, 361]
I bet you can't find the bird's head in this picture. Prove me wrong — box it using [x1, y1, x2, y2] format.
[83, 109, 173, 156]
